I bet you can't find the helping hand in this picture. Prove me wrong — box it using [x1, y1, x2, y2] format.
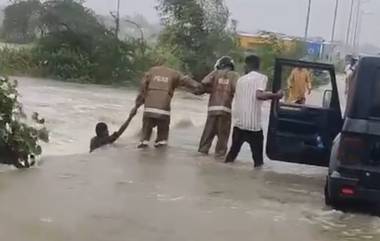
[129, 106, 138, 117]
[276, 90, 284, 99]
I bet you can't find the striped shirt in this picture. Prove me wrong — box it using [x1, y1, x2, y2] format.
[233, 71, 268, 131]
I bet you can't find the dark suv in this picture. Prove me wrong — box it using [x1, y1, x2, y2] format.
[325, 57, 380, 206]
[266, 57, 380, 208]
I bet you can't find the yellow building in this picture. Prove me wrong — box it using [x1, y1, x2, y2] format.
[237, 32, 297, 52]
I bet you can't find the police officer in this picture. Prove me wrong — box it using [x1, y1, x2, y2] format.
[198, 56, 240, 158]
[133, 63, 201, 148]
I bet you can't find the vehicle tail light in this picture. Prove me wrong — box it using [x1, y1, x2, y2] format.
[341, 186, 356, 196]
[338, 134, 367, 164]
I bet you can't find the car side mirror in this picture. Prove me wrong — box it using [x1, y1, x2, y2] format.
[322, 90, 332, 108]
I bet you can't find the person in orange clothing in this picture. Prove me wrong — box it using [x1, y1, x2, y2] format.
[287, 67, 312, 104]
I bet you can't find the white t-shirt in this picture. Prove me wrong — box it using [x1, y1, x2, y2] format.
[233, 71, 268, 132]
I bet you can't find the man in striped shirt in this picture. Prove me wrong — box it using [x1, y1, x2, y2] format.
[225, 55, 283, 168]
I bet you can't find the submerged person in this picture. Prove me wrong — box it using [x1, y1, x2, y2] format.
[287, 67, 312, 104]
[132, 62, 201, 149]
[90, 108, 136, 153]
[197, 56, 240, 158]
[225, 55, 283, 168]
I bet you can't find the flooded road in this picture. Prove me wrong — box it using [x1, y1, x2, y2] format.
[0, 76, 379, 241]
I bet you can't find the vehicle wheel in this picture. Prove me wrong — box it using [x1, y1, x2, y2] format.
[324, 180, 339, 208]
[324, 181, 332, 206]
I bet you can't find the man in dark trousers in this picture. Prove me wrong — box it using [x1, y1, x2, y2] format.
[197, 56, 240, 158]
[133, 63, 201, 148]
[225, 55, 283, 168]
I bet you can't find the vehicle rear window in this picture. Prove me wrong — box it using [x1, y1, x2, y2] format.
[370, 68, 380, 118]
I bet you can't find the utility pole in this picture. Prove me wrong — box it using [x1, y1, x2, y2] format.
[352, 0, 362, 47]
[304, 0, 312, 39]
[330, 0, 339, 42]
[110, 0, 121, 38]
[115, 0, 121, 38]
[345, 0, 355, 45]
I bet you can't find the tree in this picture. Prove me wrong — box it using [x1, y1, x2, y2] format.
[2, 0, 42, 43]
[0, 77, 48, 168]
[35, 0, 145, 84]
[156, 0, 241, 79]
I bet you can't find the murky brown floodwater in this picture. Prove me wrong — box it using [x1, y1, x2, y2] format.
[0, 76, 378, 241]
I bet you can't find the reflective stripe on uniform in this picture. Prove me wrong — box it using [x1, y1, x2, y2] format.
[144, 108, 171, 116]
[208, 106, 231, 113]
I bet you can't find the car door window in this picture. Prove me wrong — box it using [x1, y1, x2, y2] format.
[281, 66, 333, 108]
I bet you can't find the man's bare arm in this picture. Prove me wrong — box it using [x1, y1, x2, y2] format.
[113, 112, 135, 140]
[256, 90, 283, 101]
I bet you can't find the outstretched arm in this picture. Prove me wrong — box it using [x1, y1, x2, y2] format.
[179, 75, 203, 95]
[109, 82, 144, 143]
[113, 111, 135, 140]
[256, 90, 283, 101]
[134, 73, 150, 109]
[196, 71, 217, 95]
[256, 76, 283, 101]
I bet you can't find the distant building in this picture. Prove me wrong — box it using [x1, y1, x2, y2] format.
[237, 31, 344, 62]
[237, 31, 296, 51]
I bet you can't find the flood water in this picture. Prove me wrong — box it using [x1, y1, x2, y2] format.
[0, 76, 379, 241]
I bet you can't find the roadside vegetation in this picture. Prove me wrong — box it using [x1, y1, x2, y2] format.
[0, 0, 242, 84]
[0, 0, 314, 85]
[0, 76, 48, 167]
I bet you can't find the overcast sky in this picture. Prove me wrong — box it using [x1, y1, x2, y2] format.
[82, 0, 379, 46]
[2, 0, 379, 46]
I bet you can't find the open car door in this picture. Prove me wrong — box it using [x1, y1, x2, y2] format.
[266, 59, 343, 167]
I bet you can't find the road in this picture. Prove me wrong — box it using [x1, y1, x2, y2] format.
[0, 76, 378, 241]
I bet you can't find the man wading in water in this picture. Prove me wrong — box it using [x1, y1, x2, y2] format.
[132, 61, 202, 148]
[197, 56, 240, 158]
[225, 55, 283, 168]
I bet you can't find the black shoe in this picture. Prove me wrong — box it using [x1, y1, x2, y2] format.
[137, 141, 149, 149]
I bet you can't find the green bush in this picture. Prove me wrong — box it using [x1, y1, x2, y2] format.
[0, 76, 48, 168]
[0, 47, 40, 75]
[37, 47, 93, 82]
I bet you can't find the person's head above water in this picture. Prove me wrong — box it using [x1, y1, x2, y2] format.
[215, 56, 235, 71]
[244, 55, 260, 74]
[95, 122, 109, 137]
